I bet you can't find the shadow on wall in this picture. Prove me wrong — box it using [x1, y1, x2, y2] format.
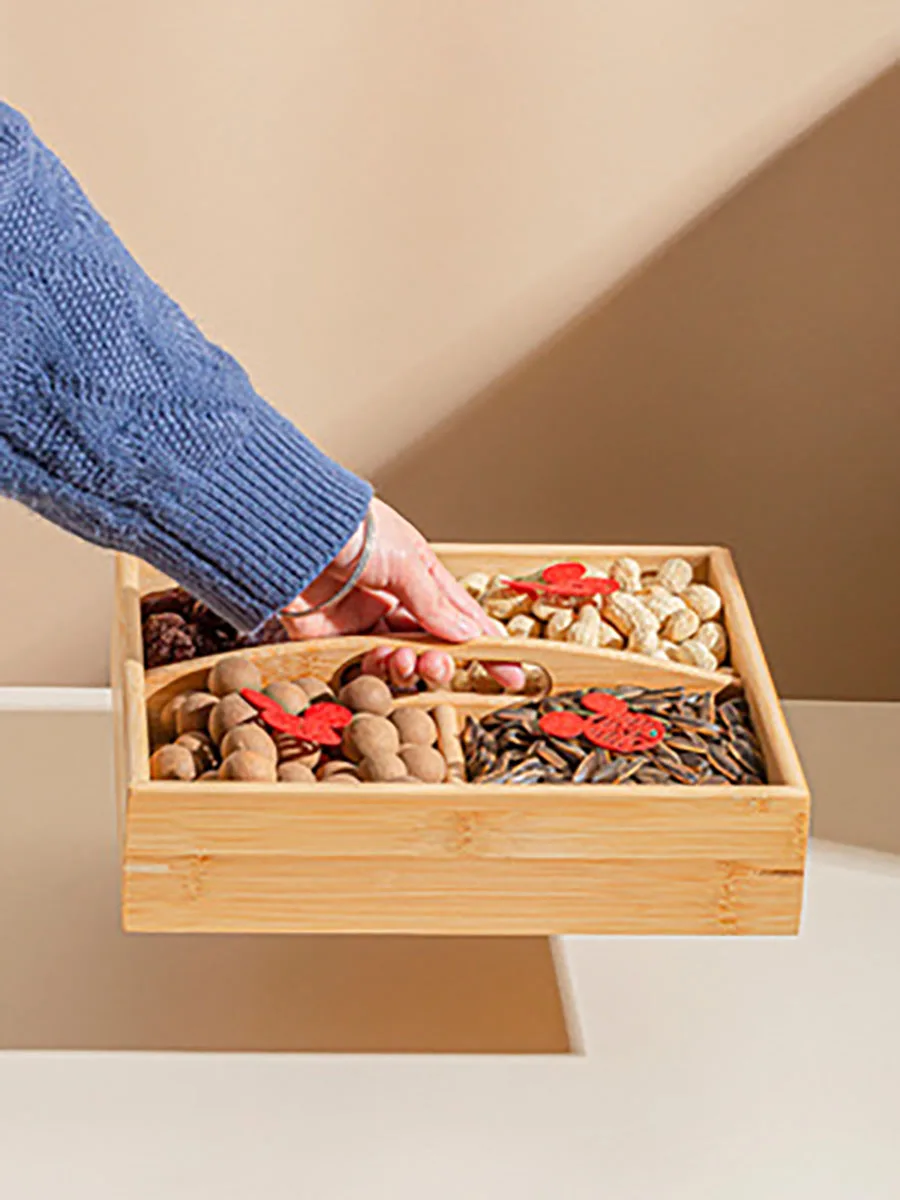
[375, 65, 900, 702]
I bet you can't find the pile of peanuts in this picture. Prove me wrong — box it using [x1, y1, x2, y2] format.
[459, 557, 729, 676]
[148, 655, 458, 785]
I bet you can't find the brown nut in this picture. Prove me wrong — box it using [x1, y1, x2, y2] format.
[221, 723, 278, 764]
[317, 760, 361, 781]
[175, 730, 218, 772]
[197, 770, 220, 782]
[159, 692, 192, 742]
[399, 744, 448, 783]
[219, 750, 277, 782]
[390, 709, 437, 746]
[175, 692, 218, 736]
[338, 675, 394, 716]
[208, 693, 257, 745]
[263, 681, 309, 715]
[277, 761, 317, 783]
[321, 772, 362, 786]
[207, 656, 262, 698]
[294, 676, 335, 701]
[342, 714, 400, 762]
[150, 744, 197, 781]
[359, 753, 407, 782]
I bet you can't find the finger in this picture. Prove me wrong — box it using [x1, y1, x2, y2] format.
[428, 558, 499, 635]
[416, 649, 454, 688]
[361, 646, 393, 679]
[388, 647, 418, 689]
[388, 545, 483, 642]
[484, 661, 526, 690]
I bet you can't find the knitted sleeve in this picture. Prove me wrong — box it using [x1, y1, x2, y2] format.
[0, 101, 372, 631]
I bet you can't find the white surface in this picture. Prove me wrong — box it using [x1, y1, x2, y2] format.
[1, 697, 899, 1199]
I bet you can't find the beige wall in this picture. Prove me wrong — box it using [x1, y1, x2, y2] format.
[1, 2, 898, 693]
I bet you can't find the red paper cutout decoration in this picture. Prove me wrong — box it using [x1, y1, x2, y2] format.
[537, 711, 587, 740]
[505, 562, 620, 602]
[537, 692, 667, 754]
[241, 688, 353, 747]
[581, 692, 628, 717]
[584, 712, 665, 754]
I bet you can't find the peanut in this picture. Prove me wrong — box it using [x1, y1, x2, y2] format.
[545, 609, 575, 641]
[507, 614, 541, 639]
[459, 571, 491, 602]
[566, 605, 603, 648]
[672, 638, 718, 671]
[681, 583, 722, 622]
[532, 595, 580, 619]
[695, 620, 728, 665]
[610, 556, 642, 593]
[484, 592, 533, 621]
[661, 606, 701, 644]
[658, 557, 693, 594]
[640, 585, 686, 623]
[603, 591, 660, 637]
[596, 618, 625, 650]
[628, 626, 659, 656]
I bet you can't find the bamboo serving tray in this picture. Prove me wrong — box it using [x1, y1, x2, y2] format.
[112, 544, 809, 936]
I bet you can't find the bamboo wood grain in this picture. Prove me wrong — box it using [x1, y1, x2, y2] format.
[114, 545, 810, 937]
[123, 853, 802, 936]
[144, 633, 734, 731]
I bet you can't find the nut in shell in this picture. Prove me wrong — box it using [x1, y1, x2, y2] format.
[221, 723, 278, 764]
[695, 620, 728, 664]
[208, 692, 257, 745]
[263, 681, 309, 715]
[545, 609, 575, 641]
[359, 753, 407, 782]
[672, 638, 718, 671]
[175, 691, 218, 736]
[219, 750, 277, 782]
[390, 708, 437, 746]
[610, 556, 642, 593]
[681, 583, 723, 622]
[661, 606, 701, 644]
[640, 586, 686, 623]
[399, 744, 448, 783]
[175, 730, 218, 772]
[532, 595, 579, 620]
[277, 761, 317, 783]
[507, 613, 540, 639]
[338, 675, 394, 716]
[596, 618, 625, 650]
[294, 676, 334, 701]
[459, 571, 491, 601]
[207, 656, 263, 698]
[342, 713, 400, 762]
[566, 605, 602, 648]
[657, 557, 694, 594]
[627, 626, 659, 656]
[484, 592, 533, 622]
[150, 744, 197, 781]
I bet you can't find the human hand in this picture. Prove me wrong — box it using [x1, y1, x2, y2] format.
[279, 498, 524, 691]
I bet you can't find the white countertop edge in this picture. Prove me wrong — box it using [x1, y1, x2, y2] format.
[0, 687, 113, 711]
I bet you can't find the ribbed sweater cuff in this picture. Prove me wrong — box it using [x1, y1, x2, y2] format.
[135, 405, 373, 631]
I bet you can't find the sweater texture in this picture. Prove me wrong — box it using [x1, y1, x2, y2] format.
[0, 101, 372, 630]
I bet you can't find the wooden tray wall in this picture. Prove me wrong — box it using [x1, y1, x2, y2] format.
[114, 545, 810, 936]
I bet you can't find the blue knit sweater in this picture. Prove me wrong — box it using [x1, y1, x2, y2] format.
[0, 102, 372, 631]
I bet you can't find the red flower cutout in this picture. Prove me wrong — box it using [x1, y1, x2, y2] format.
[538, 711, 587, 739]
[581, 692, 628, 717]
[505, 562, 620, 602]
[584, 712, 665, 754]
[538, 693, 667, 755]
[241, 688, 352, 747]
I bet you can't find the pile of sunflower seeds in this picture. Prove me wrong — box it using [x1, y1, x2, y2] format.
[461, 686, 766, 785]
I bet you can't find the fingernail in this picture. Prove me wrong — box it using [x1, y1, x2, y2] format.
[454, 616, 481, 640]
